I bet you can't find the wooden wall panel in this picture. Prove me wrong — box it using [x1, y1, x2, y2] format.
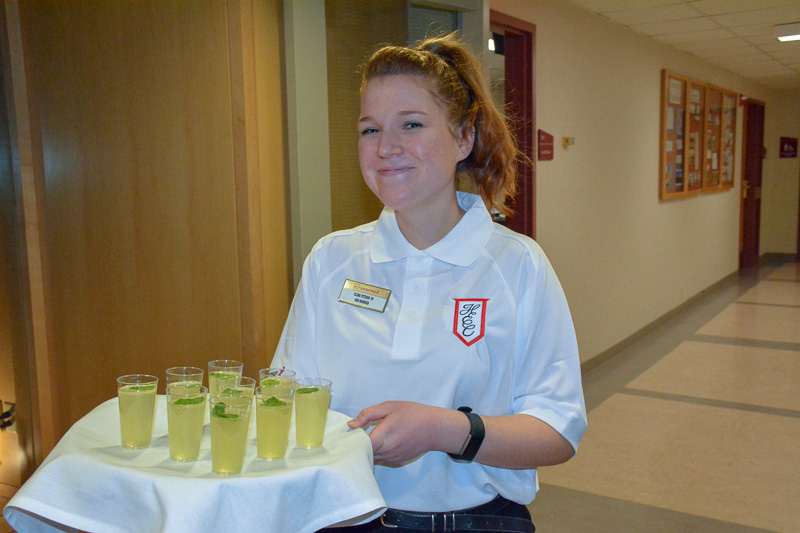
[253, 0, 291, 363]
[325, 1, 407, 231]
[27, 1, 243, 435]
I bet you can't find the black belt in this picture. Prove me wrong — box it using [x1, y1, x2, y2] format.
[379, 496, 534, 532]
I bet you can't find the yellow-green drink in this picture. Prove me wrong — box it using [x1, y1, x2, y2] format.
[259, 367, 296, 397]
[209, 370, 241, 399]
[256, 392, 293, 460]
[167, 381, 202, 394]
[117, 375, 159, 449]
[218, 376, 256, 400]
[294, 378, 331, 449]
[166, 386, 207, 462]
[210, 395, 252, 475]
[207, 360, 243, 399]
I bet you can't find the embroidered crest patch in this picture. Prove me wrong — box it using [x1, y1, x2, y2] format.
[453, 299, 488, 346]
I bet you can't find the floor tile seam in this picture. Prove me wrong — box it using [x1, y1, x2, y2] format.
[619, 387, 800, 419]
[689, 334, 800, 352]
[734, 301, 800, 309]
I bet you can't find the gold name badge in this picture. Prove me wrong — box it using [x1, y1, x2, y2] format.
[338, 279, 391, 313]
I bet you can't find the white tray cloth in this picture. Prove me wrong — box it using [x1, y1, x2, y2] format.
[3, 396, 385, 533]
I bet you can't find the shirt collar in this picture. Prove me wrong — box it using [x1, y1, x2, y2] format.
[369, 192, 493, 267]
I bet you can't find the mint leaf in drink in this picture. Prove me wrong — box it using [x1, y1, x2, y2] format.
[261, 378, 280, 387]
[209, 372, 230, 378]
[221, 388, 243, 397]
[212, 402, 238, 419]
[262, 396, 287, 407]
[296, 387, 318, 394]
[174, 396, 204, 405]
[130, 385, 155, 391]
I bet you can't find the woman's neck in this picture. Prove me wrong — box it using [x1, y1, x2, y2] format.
[395, 199, 466, 250]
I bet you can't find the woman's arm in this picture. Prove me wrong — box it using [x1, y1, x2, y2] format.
[348, 401, 575, 469]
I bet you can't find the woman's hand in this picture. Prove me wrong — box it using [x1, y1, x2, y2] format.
[348, 401, 468, 467]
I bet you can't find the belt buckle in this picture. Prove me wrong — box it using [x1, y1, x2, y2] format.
[380, 514, 398, 529]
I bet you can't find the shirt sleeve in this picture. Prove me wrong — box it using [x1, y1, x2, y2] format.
[271, 243, 323, 379]
[512, 247, 587, 454]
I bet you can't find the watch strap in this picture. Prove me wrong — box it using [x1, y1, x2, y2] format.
[448, 406, 485, 463]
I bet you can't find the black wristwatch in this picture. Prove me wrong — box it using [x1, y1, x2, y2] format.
[447, 406, 485, 463]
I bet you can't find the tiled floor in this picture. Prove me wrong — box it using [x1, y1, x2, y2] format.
[530, 259, 800, 532]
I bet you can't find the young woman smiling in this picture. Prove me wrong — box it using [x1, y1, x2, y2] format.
[273, 34, 586, 533]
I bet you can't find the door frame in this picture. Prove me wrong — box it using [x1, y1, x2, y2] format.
[489, 10, 535, 239]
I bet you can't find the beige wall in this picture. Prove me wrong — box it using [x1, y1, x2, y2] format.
[4, 0, 290, 454]
[491, 0, 800, 362]
[762, 88, 800, 254]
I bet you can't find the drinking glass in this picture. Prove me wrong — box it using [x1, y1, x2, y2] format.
[166, 385, 208, 461]
[209, 395, 252, 475]
[293, 377, 331, 449]
[256, 385, 294, 460]
[117, 374, 159, 449]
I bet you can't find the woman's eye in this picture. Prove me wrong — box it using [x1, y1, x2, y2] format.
[360, 127, 378, 136]
[403, 121, 423, 130]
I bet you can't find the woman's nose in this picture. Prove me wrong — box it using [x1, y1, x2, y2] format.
[377, 131, 401, 157]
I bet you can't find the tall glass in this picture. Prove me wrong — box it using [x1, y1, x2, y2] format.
[256, 386, 293, 460]
[209, 395, 252, 475]
[117, 374, 159, 449]
[207, 360, 243, 399]
[166, 366, 204, 393]
[166, 385, 208, 462]
[293, 377, 331, 449]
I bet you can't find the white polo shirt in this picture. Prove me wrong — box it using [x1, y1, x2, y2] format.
[272, 192, 587, 512]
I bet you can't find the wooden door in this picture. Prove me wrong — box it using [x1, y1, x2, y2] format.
[490, 10, 536, 239]
[0, 36, 27, 496]
[740, 100, 765, 269]
[1, 0, 290, 470]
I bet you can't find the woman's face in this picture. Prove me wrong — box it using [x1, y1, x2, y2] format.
[358, 75, 473, 219]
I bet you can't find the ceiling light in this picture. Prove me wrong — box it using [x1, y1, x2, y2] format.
[774, 22, 800, 42]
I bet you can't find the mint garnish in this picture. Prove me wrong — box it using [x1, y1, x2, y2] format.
[221, 388, 243, 397]
[174, 396, 204, 405]
[212, 402, 238, 419]
[296, 387, 318, 394]
[261, 396, 287, 407]
[130, 385, 155, 391]
[261, 378, 280, 387]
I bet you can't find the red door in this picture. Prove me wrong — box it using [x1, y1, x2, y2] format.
[490, 11, 536, 239]
[740, 101, 765, 269]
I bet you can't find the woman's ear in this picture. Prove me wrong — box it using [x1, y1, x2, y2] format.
[456, 125, 475, 162]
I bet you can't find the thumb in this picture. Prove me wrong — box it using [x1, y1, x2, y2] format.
[347, 402, 390, 429]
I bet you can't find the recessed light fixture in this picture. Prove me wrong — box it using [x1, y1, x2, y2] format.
[774, 21, 800, 42]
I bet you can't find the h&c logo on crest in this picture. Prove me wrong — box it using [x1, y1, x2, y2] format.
[453, 299, 488, 346]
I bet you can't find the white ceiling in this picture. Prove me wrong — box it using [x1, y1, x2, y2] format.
[567, 0, 800, 90]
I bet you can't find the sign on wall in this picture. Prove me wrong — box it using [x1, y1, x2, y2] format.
[779, 137, 798, 158]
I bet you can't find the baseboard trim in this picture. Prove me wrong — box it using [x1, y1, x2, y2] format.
[580, 268, 743, 376]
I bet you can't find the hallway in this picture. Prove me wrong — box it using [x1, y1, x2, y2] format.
[530, 259, 800, 532]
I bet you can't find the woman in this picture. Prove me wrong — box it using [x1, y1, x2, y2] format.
[273, 34, 587, 533]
